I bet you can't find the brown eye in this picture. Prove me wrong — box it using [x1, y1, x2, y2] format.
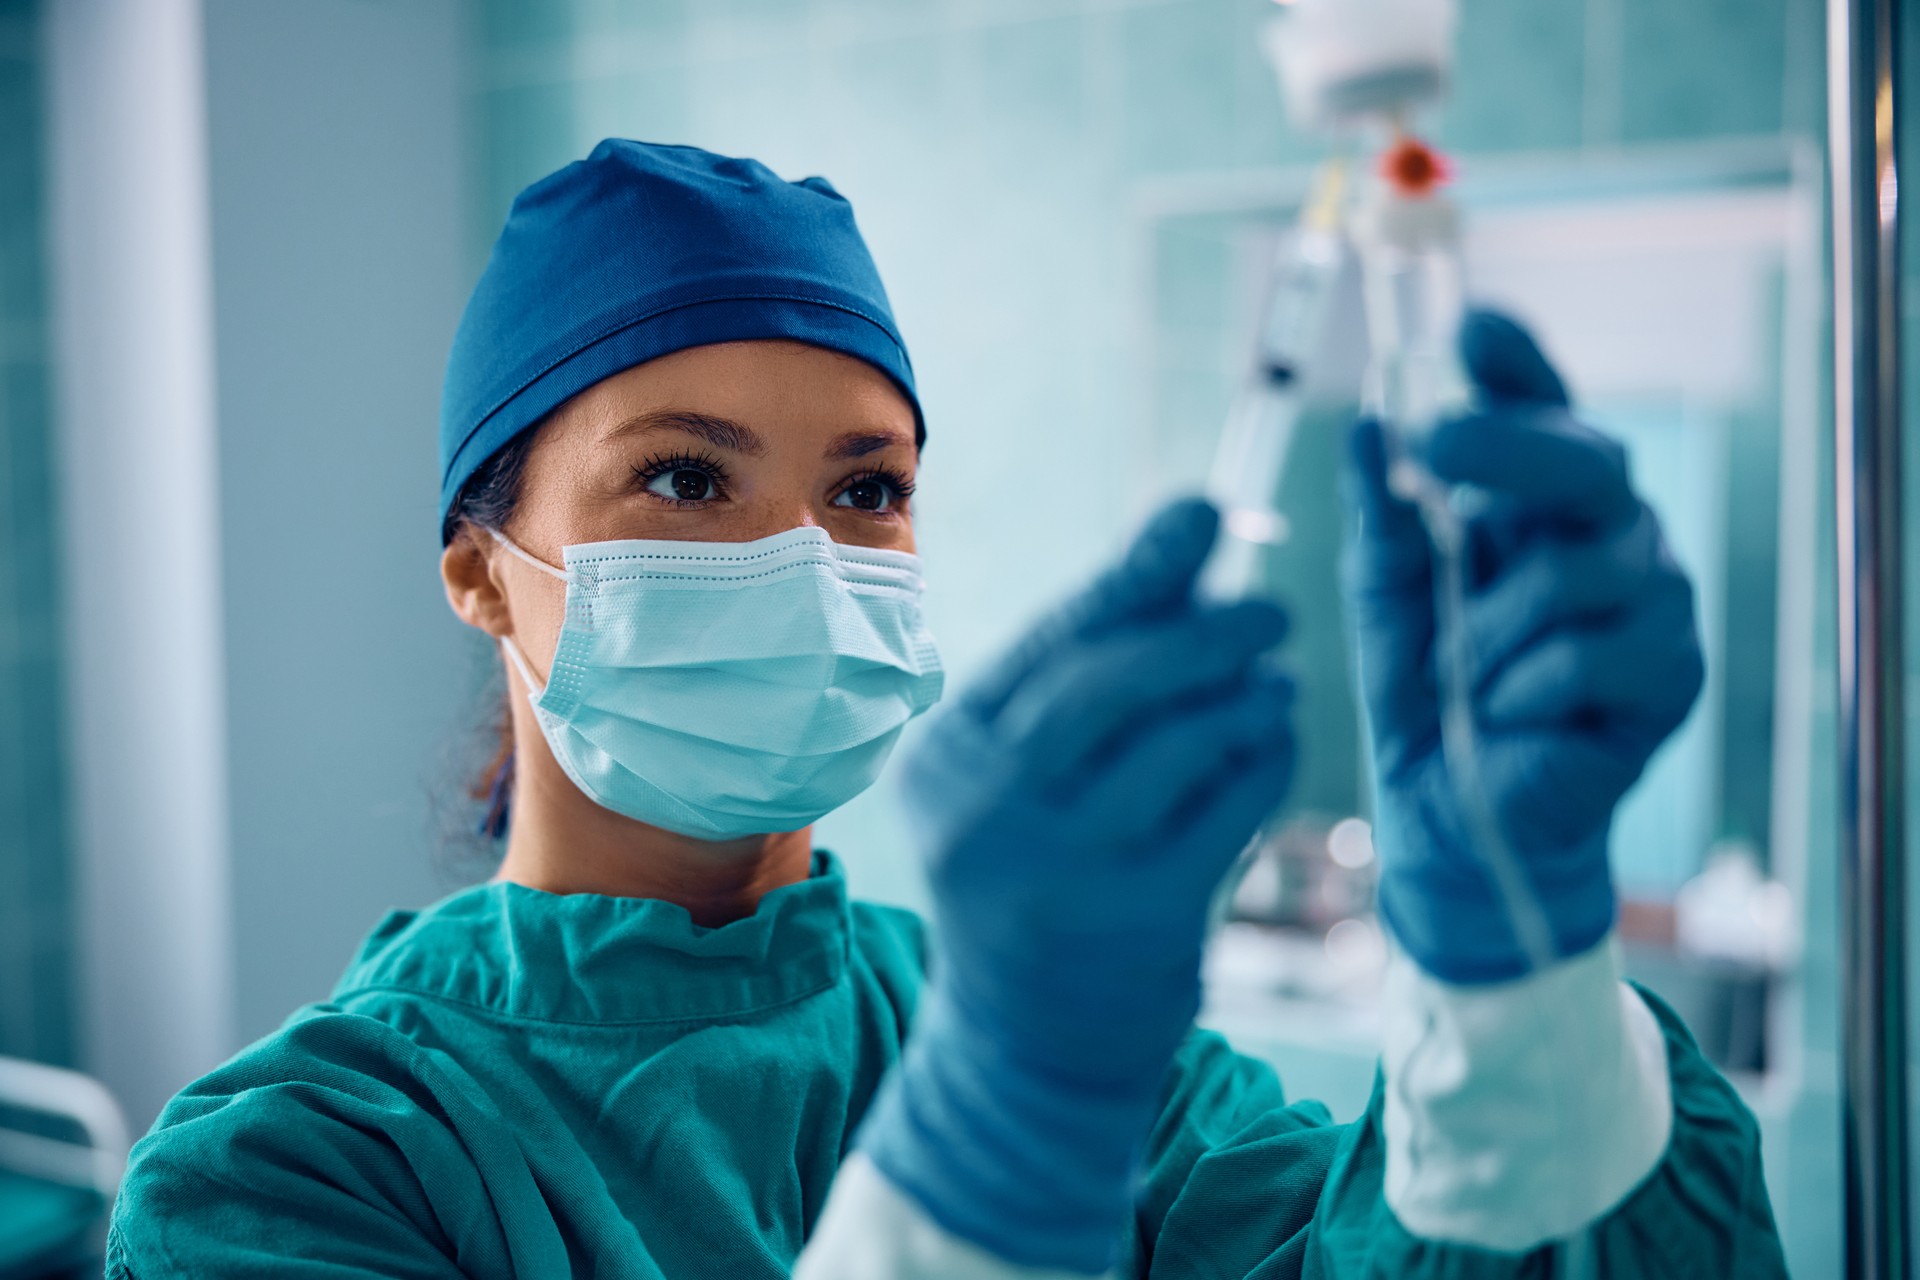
[843, 479, 887, 511]
[643, 466, 718, 502]
[831, 468, 912, 515]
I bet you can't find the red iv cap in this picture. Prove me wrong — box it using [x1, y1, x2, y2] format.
[1380, 137, 1453, 198]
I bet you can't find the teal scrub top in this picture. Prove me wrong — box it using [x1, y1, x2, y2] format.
[106, 854, 1787, 1278]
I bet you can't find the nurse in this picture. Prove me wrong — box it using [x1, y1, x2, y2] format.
[108, 141, 1786, 1278]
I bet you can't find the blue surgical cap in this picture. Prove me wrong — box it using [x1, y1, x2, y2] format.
[438, 139, 920, 535]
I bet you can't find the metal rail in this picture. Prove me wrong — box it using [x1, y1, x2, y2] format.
[1829, 0, 1909, 1274]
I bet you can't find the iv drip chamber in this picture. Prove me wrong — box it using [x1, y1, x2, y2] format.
[1259, 0, 1458, 132]
[1349, 167, 1471, 501]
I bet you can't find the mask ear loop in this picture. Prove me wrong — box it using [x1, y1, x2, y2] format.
[486, 527, 568, 701]
[476, 530, 569, 842]
[498, 634, 547, 701]
[487, 526, 570, 581]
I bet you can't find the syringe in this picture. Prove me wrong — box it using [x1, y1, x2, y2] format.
[1200, 159, 1348, 601]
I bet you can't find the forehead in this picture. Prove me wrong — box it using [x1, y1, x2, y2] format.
[554, 340, 917, 440]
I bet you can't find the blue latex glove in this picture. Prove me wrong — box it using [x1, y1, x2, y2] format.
[1344, 311, 1705, 984]
[858, 498, 1296, 1273]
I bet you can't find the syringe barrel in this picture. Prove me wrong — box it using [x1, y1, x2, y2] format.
[1201, 227, 1344, 600]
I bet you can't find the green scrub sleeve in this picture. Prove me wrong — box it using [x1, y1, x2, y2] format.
[107, 963, 1783, 1278]
[1124, 985, 1788, 1278]
[104, 1011, 534, 1279]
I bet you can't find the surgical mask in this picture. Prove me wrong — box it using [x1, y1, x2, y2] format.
[490, 525, 945, 841]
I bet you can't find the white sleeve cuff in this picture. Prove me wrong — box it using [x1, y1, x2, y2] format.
[795, 1152, 1113, 1280]
[1381, 936, 1673, 1251]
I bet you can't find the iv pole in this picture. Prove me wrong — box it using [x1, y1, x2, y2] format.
[1829, 0, 1909, 1274]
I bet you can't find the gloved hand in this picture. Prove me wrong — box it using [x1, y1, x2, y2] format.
[858, 498, 1296, 1274]
[1344, 311, 1704, 985]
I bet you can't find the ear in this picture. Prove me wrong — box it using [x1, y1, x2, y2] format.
[441, 528, 515, 638]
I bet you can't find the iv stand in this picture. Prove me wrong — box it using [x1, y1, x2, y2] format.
[1829, 0, 1909, 1274]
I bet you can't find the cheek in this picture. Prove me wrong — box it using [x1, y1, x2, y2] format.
[504, 573, 570, 673]
[828, 507, 917, 553]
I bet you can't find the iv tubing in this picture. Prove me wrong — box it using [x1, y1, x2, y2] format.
[1415, 487, 1560, 974]
[1353, 130, 1559, 975]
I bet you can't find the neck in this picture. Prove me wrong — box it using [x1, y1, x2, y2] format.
[494, 745, 816, 927]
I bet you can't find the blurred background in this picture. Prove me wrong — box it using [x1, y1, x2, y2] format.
[0, 0, 1891, 1274]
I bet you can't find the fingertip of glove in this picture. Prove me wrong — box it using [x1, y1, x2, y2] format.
[1460, 309, 1570, 407]
[1459, 307, 1526, 348]
[1144, 496, 1220, 555]
[1122, 496, 1220, 595]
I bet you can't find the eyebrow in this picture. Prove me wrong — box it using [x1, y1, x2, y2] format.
[604, 410, 771, 457]
[826, 429, 916, 460]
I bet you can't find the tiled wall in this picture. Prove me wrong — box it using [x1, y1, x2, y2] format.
[470, 0, 1835, 1267]
[472, 0, 1821, 208]
[0, 0, 72, 1067]
[470, 0, 1826, 889]
[0, 0, 1880, 1240]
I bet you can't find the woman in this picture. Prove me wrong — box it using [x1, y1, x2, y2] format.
[108, 140, 1785, 1278]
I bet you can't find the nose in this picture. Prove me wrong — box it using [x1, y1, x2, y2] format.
[726, 489, 820, 542]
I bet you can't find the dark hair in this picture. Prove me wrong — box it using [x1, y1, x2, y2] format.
[443, 429, 539, 545]
[443, 427, 542, 839]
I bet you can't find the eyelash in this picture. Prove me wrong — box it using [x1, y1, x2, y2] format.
[628, 454, 917, 513]
[631, 450, 731, 505]
[839, 465, 917, 501]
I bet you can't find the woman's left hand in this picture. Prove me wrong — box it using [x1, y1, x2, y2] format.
[1344, 312, 1706, 984]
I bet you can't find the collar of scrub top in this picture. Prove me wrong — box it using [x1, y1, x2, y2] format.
[333, 852, 853, 1025]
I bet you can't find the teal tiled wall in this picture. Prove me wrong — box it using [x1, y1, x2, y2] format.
[472, 0, 1834, 1267]
[0, 0, 73, 1068]
[1615, 0, 1792, 142]
[468, 0, 1828, 702]
[469, 0, 1823, 817]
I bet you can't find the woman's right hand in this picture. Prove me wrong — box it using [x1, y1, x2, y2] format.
[907, 496, 1295, 1088]
[858, 498, 1295, 1275]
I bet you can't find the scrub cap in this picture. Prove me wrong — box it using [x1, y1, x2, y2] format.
[438, 139, 921, 534]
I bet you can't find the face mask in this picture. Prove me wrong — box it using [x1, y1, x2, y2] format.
[492, 525, 945, 841]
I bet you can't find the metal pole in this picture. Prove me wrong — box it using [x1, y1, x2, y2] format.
[1830, 0, 1909, 1274]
